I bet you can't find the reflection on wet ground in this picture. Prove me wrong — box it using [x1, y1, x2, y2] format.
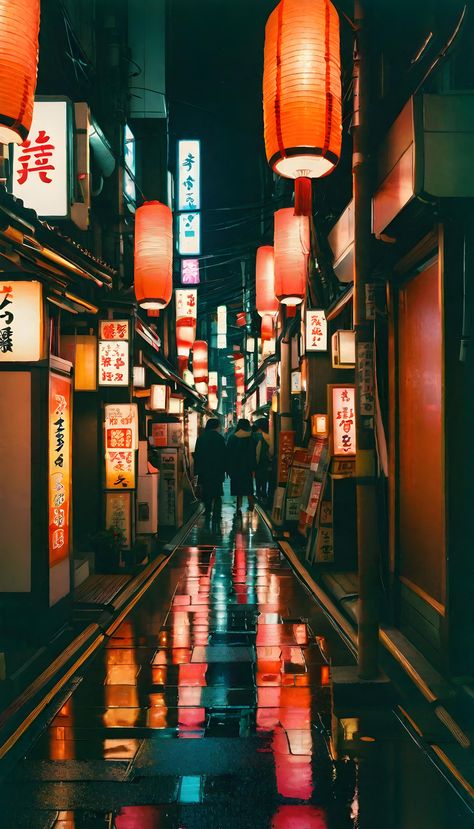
[1, 495, 471, 828]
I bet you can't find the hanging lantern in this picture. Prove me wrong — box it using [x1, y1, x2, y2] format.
[175, 289, 197, 377]
[208, 371, 218, 411]
[234, 354, 245, 397]
[134, 201, 173, 310]
[274, 208, 310, 305]
[236, 312, 247, 328]
[261, 314, 274, 342]
[0, 0, 41, 144]
[192, 340, 208, 394]
[263, 0, 342, 215]
[256, 246, 278, 317]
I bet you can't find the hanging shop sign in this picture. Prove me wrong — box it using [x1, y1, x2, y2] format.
[48, 372, 72, 567]
[123, 124, 136, 208]
[181, 258, 200, 285]
[329, 385, 356, 457]
[277, 430, 296, 484]
[306, 309, 327, 352]
[357, 341, 375, 416]
[11, 97, 72, 219]
[104, 404, 138, 452]
[0, 280, 43, 362]
[177, 139, 200, 211]
[178, 211, 201, 255]
[105, 447, 135, 490]
[98, 319, 129, 387]
[217, 305, 227, 335]
[105, 491, 132, 548]
[99, 320, 129, 341]
[175, 288, 197, 359]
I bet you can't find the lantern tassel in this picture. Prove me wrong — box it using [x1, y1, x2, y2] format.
[294, 177, 312, 217]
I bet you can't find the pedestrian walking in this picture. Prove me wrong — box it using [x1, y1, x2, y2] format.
[193, 418, 227, 518]
[253, 418, 271, 501]
[226, 418, 257, 513]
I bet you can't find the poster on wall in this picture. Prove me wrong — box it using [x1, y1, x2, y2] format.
[48, 373, 72, 567]
[277, 430, 296, 484]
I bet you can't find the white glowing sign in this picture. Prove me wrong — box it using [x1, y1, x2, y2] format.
[11, 98, 71, 218]
[306, 309, 327, 352]
[0, 281, 43, 362]
[98, 340, 129, 386]
[217, 305, 227, 335]
[175, 289, 197, 322]
[177, 139, 200, 211]
[331, 386, 356, 456]
[217, 334, 227, 350]
[181, 258, 200, 285]
[178, 212, 201, 255]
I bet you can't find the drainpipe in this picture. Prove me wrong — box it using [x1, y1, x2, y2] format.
[353, 0, 380, 679]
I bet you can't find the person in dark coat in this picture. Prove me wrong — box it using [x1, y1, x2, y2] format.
[226, 418, 257, 513]
[193, 418, 227, 518]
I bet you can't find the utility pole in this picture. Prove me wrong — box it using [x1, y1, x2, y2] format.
[353, 0, 380, 679]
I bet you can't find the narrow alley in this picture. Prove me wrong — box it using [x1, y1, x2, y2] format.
[1, 494, 470, 829]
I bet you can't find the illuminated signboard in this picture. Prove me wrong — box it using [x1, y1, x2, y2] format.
[176, 289, 197, 322]
[306, 309, 327, 352]
[0, 281, 43, 362]
[106, 491, 132, 548]
[291, 370, 302, 393]
[217, 334, 227, 349]
[11, 98, 72, 218]
[123, 124, 136, 208]
[330, 385, 356, 456]
[104, 404, 138, 491]
[178, 212, 201, 255]
[181, 258, 200, 285]
[217, 305, 227, 335]
[49, 373, 72, 566]
[177, 139, 200, 211]
[98, 318, 129, 386]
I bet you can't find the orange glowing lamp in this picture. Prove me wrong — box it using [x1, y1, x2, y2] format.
[134, 201, 173, 310]
[0, 0, 40, 144]
[274, 208, 310, 306]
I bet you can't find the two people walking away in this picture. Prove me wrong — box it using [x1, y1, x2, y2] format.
[226, 418, 256, 514]
[193, 418, 226, 520]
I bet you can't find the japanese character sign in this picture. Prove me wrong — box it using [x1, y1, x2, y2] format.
[181, 258, 200, 285]
[106, 492, 131, 548]
[178, 212, 201, 255]
[104, 405, 138, 452]
[99, 320, 129, 341]
[306, 309, 328, 352]
[49, 373, 71, 566]
[98, 340, 129, 387]
[175, 289, 197, 321]
[331, 385, 356, 456]
[177, 140, 200, 211]
[0, 281, 43, 362]
[11, 99, 70, 218]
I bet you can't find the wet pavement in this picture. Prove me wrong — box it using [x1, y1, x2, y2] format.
[0, 491, 471, 828]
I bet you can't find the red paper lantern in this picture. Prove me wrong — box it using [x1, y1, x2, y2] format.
[0, 0, 40, 144]
[261, 314, 274, 342]
[192, 340, 208, 394]
[236, 312, 247, 328]
[274, 208, 310, 305]
[263, 0, 342, 214]
[176, 317, 196, 358]
[134, 201, 173, 310]
[256, 246, 278, 317]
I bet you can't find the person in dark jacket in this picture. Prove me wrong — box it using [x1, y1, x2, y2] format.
[193, 418, 227, 518]
[226, 418, 257, 513]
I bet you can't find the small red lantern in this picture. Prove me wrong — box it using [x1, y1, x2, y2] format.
[0, 0, 41, 144]
[261, 314, 274, 342]
[236, 312, 247, 328]
[134, 201, 173, 310]
[263, 0, 342, 215]
[274, 208, 310, 306]
[256, 246, 279, 317]
[192, 340, 208, 394]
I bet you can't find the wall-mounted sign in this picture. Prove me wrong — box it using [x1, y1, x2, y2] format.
[123, 124, 136, 208]
[11, 98, 72, 218]
[277, 430, 296, 484]
[105, 449, 135, 490]
[98, 340, 129, 386]
[181, 258, 200, 285]
[49, 373, 72, 566]
[291, 370, 302, 393]
[178, 212, 201, 255]
[217, 305, 227, 335]
[99, 320, 129, 340]
[330, 385, 356, 456]
[217, 334, 227, 349]
[175, 289, 197, 321]
[104, 404, 138, 451]
[105, 491, 132, 548]
[0, 281, 43, 362]
[306, 309, 327, 352]
[177, 139, 200, 211]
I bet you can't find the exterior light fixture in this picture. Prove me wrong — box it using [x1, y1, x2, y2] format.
[332, 330, 356, 368]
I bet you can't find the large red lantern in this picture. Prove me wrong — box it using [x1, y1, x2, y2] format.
[192, 340, 208, 394]
[263, 0, 342, 214]
[274, 208, 310, 306]
[134, 201, 173, 310]
[0, 0, 40, 144]
[261, 314, 275, 342]
[256, 246, 278, 317]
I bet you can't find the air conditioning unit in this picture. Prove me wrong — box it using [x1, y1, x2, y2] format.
[332, 330, 356, 369]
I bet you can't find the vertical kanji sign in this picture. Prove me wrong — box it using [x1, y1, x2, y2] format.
[98, 319, 130, 387]
[177, 140, 200, 211]
[330, 385, 357, 456]
[11, 98, 71, 218]
[0, 281, 43, 362]
[49, 373, 72, 566]
[305, 309, 327, 352]
[104, 404, 137, 490]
